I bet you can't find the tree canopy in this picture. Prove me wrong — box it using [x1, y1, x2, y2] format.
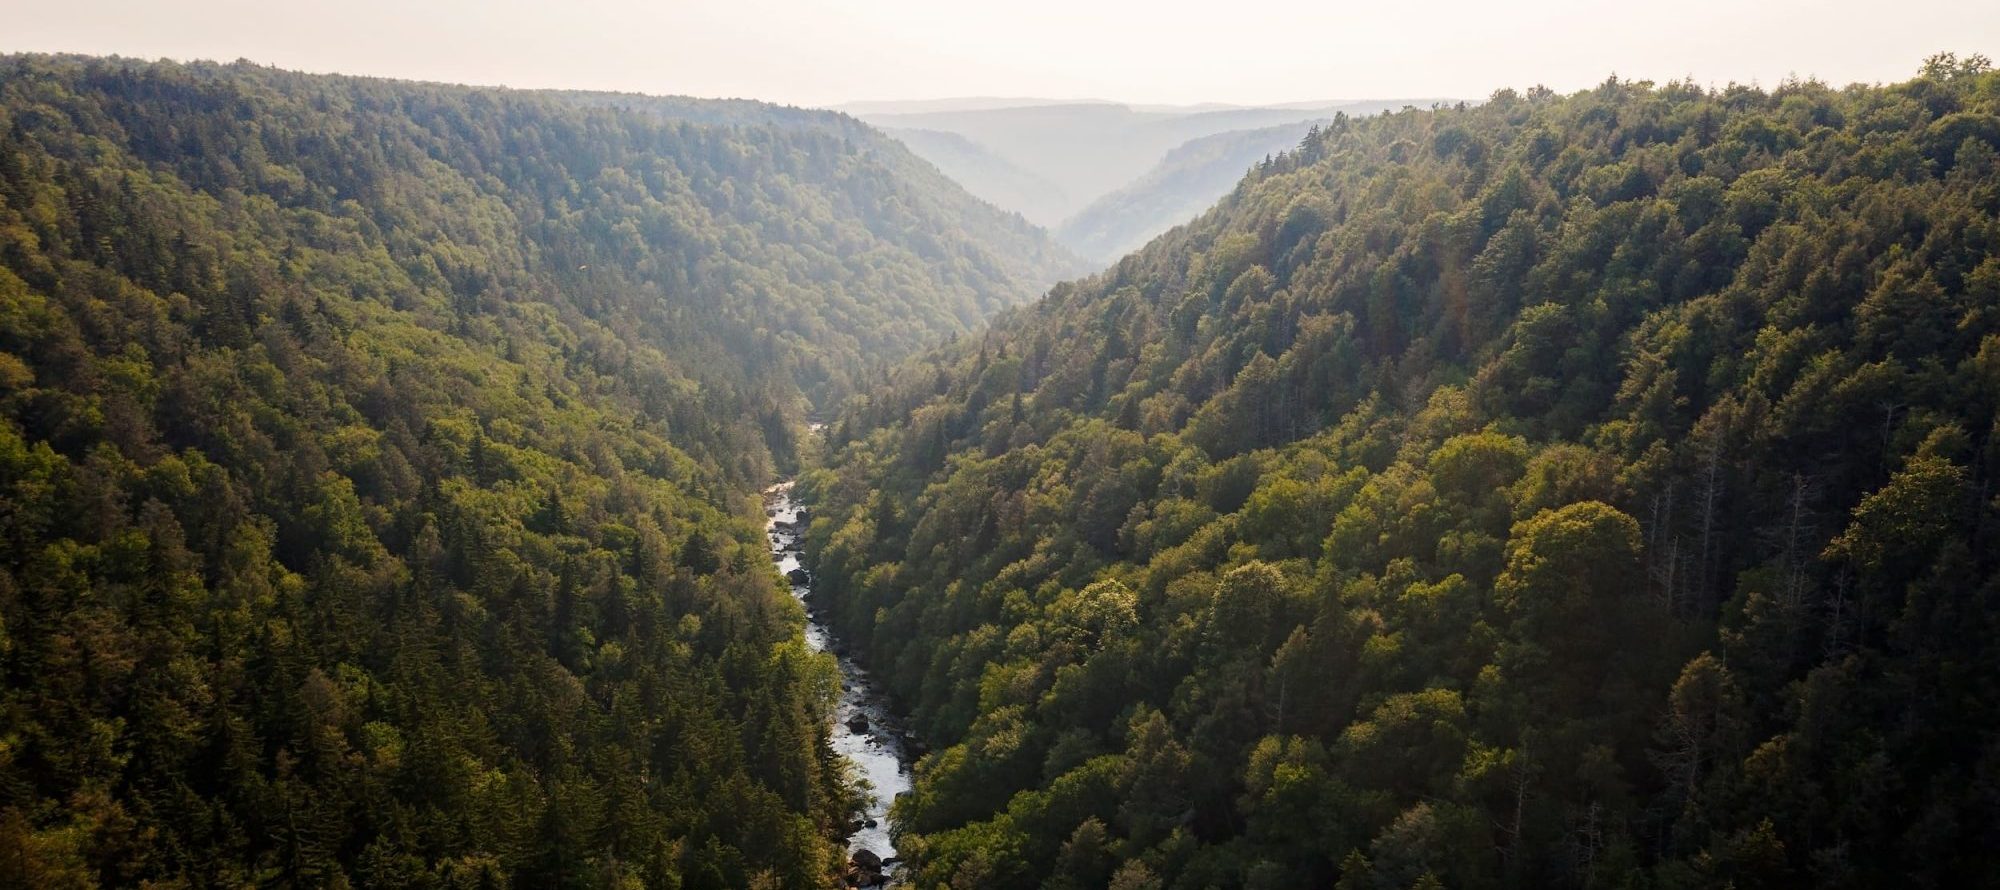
[0, 53, 1081, 887]
[804, 56, 2000, 889]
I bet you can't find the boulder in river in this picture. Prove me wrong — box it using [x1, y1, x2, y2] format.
[786, 568, 810, 585]
[845, 714, 869, 733]
[847, 848, 885, 887]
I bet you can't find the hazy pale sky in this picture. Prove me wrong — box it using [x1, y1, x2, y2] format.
[7, 0, 1998, 107]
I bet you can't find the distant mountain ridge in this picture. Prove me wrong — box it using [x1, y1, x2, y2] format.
[880, 127, 1073, 230]
[836, 97, 1387, 115]
[834, 97, 1119, 115]
[1057, 118, 1329, 262]
[853, 97, 1453, 254]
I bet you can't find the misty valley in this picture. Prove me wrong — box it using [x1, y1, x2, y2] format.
[0, 43, 1998, 890]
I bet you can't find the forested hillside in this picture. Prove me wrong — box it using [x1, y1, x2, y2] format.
[804, 55, 2000, 888]
[0, 56, 1077, 420]
[0, 53, 1072, 887]
[548, 89, 1089, 331]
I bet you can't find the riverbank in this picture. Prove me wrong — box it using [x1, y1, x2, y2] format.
[766, 482, 913, 887]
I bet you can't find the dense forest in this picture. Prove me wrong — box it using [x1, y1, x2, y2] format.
[803, 55, 2000, 888]
[0, 53, 1077, 887]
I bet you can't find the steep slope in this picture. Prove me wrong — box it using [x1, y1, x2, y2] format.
[553, 90, 1091, 317]
[92, 63, 1083, 420]
[0, 53, 1066, 887]
[882, 127, 1073, 231]
[805, 58, 2000, 888]
[1057, 119, 1326, 262]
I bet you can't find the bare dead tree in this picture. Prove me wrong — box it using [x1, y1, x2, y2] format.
[1654, 535, 1685, 616]
[1504, 738, 1533, 869]
[1878, 399, 1902, 468]
[1571, 800, 1604, 887]
[1778, 473, 1818, 610]
[1694, 437, 1724, 611]
[1647, 483, 1679, 613]
[1823, 572, 1854, 659]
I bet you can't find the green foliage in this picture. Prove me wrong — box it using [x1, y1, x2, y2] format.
[807, 61, 2000, 888]
[0, 53, 1080, 886]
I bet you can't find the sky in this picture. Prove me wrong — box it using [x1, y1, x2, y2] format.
[7, 0, 1998, 108]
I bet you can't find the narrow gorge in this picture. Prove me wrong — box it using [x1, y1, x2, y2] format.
[768, 481, 916, 887]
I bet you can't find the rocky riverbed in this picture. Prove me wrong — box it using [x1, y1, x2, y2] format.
[766, 482, 915, 887]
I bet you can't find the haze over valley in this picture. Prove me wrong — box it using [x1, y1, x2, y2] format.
[3, 2, 1999, 888]
[850, 98, 1446, 259]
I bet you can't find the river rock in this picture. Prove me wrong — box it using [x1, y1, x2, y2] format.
[786, 568, 810, 585]
[845, 714, 869, 733]
[846, 847, 885, 888]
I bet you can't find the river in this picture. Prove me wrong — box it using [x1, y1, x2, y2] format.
[765, 481, 912, 886]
